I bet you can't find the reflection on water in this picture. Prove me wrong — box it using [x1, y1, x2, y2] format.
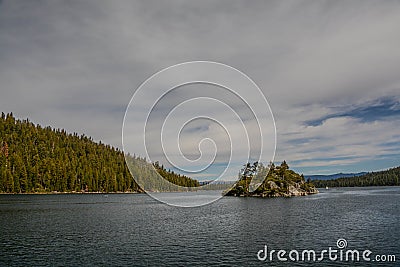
[147, 190, 223, 207]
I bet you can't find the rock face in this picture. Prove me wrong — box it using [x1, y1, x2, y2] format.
[287, 181, 319, 196]
[268, 181, 279, 190]
[226, 179, 319, 197]
[250, 180, 319, 198]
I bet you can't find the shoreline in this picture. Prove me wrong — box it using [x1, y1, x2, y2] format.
[2, 185, 398, 196]
[0, 191, 143, 195]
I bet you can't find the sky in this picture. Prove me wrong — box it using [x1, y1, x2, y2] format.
[0, 0, 399, 179]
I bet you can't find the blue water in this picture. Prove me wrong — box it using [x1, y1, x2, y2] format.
[0, 187, 399, 266]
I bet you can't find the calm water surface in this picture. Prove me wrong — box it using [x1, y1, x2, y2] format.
[1, 187, 399, 266]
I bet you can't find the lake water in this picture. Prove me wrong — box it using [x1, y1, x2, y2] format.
[1, 187, 399, 266]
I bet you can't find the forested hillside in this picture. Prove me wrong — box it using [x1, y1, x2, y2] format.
[0, 113, 198, 193]
[312, 166, 400, 188]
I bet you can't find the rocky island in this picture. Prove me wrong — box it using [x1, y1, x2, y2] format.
[225, 161, 318, 197]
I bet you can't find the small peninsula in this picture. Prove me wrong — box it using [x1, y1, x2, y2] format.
[225, 161, 318, 197]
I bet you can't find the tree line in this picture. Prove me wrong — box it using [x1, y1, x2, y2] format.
[153, 161, 199, 188]
[0, 112, 198, 193]
[312, 167, 400, 188]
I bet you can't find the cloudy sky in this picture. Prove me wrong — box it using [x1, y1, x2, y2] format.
[1, 0, 399, 178]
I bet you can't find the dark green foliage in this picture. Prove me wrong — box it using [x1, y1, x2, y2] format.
[123, 157, 200, 192]
[153, 161, 199, 188]
[0, 113, 141, 193]
[312, 167, 400, 188]
[0, 113, 198, 193]
[226, 162, 259, 196]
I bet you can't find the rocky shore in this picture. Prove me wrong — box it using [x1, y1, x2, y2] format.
[225, 161, 319, 198]
[249, 180, 319, 197]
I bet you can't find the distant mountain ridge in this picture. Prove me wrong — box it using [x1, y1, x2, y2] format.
[306, 172, 367, 181]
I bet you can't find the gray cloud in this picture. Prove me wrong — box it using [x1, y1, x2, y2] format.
[1, 0, 399, 176]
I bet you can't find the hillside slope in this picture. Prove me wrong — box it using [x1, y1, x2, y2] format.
[0, 113, 198, 193]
